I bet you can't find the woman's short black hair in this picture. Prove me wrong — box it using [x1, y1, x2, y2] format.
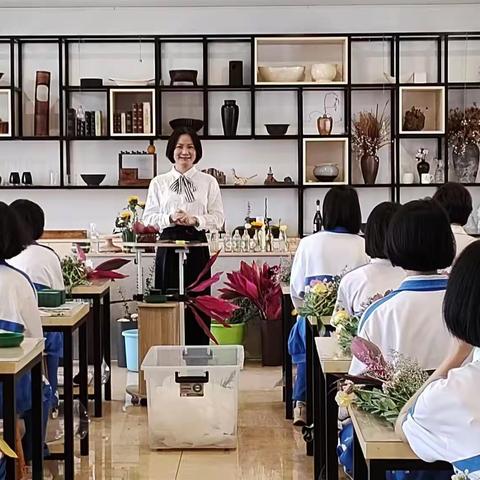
[10, 199, 45, 242]
[364, 201, 400, 259]
[322, 186, 362, 234]
[0, 202, 28, 260]
[165, 127, 203, 164]
[386, 199, 455, 271]
[444, 241, 480, 347]
[432, 182, 473, 226]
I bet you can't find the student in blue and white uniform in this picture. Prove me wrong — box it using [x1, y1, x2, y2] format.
[289, 186, 368, 425]
[397, 241, 480, 479]
[433, 182, 477, 264]
[9, 199, 64, 406]
[335, 202, 406, 316]
[349, 199, 456, 376]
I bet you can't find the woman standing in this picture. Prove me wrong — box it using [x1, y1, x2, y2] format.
[143, 127, 224, 345]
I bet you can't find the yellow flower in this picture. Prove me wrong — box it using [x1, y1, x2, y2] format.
[335, 390, 356, 408]
[291, 308, 297, 316]
[332, 310, 350, 327]
[120, 210, 132, 220]
[128, 195, 139, 206]
[138, 201, 145, 209]
[251, 220, 264, 228]
[311, 282, 328, 295]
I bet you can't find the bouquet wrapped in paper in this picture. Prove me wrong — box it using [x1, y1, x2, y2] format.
[297, 276, 342, 321]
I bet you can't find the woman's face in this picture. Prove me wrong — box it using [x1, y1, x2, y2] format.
[174, 134, 196, 172]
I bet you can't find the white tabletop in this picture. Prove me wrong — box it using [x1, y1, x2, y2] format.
[0, 338, 45, 374]
[315, 336, 351, 373]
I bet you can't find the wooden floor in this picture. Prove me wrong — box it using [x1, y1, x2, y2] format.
[48, 363, 314, 479]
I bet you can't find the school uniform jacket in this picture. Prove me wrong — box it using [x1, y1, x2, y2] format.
[349, 275, 455, 376]
[403, 360, 480, 479]
[335, 258, 406, 316]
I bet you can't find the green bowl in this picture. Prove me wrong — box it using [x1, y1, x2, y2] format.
[0, 332, 24, 348]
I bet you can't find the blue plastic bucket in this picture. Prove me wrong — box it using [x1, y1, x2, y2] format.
[122, 329, 139, 372]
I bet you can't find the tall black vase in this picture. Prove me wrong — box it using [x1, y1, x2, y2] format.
[221, 100, 239, 137]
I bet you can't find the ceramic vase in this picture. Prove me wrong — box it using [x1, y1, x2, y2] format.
[313, 163, 339, 182]
[317, 115, 333, 135]
[417, 158, 430, 180]
[360, 153, 379, 185]
[221, 100, 239, 137]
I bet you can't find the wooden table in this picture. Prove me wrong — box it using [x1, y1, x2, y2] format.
[71, 279, 111, 417]
[350, 407, 452, 479]
[305, 315, 332, 457]
[314, 336, 351, 480]
[41, 302, 90, 479]
[281, 283, 295, 420]
[0, 338, 44, 479]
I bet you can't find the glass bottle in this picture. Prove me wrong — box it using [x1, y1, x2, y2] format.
[313, 200, 322, 233]
[232, 230, 242, 252]
[224, 233, 232, 253]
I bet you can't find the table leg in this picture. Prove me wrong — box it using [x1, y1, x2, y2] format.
[284, 295, 294, 420]
[79, 322, 89, 456]
[368, 460, 388, 480]
[281, 294, 287, 404]
[102, 290, 112, 401]
[3, 376, 16, 479]
[353, 427, 368, 480]
[313, 340, 326, 479]
[325, 373, 339, 480]
[31, 360, 43, 480]
[93, 297, 103, 418]
[64, 331, 74, 479]
[306, 320, 313, 456]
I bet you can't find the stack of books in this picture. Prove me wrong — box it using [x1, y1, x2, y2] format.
[67, 108, 103, 137]
[113, 102, 151, 134]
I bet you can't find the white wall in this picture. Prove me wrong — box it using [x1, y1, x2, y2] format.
[2, 3, 480, 235]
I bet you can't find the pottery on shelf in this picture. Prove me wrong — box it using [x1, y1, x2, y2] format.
[258, 66, 305, 83]
[169, 69, 198, 86]
[313, 163, 339, 182]
[169, 118, 204, 132]
[360, 153, 379, 184]
[453, 143, 480, 183]
[317, 115, 333, 135]
[9, 172, 20, 185]
[265, 124, 289, 136]
[221, 100, 239, 137]
[403, 106, 425, 131]
[311, 63, 337, 82]
[81, 174, 106, 186]
[21, 172, 33, 185]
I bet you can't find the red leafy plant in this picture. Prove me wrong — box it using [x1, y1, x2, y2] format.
[183, 250, 238, 344]
[76, 244, 130, 280]
[219, 261, 282, 321]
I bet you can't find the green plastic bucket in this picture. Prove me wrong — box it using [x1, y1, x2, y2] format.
[210, 322, 246, 345]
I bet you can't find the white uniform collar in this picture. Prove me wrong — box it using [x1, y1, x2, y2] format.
[451, 224, 468, 235]
[370, 258, 391, 265]
[171, 166, 197, 179]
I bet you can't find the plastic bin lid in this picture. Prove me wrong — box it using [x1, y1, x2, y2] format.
[141, 345, 244, 370]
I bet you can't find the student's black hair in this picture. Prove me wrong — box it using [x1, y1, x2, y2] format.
[165, 127, 203, 164]
[0, 202, 28, 260]
[364, 201, 401, 259]
[386, 199, 455, 271]
[322, 186, 362, 234]
[444, 241, 480, 347]
[432, 182, 473, 226]
[10, 199, 45, 242]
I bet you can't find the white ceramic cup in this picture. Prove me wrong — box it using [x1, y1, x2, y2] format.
[403, 173, 414, 184]
[421, 173, 433, 184]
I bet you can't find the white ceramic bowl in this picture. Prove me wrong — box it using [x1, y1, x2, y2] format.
[258, 66, 305, 83]
[311, 63, 337, 82]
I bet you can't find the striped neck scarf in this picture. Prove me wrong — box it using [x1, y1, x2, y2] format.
[169, 174, 196, 202]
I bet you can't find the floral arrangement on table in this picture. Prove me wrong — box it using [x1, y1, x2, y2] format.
[297, 276, 342, 321]
[114, 195, 147, 242]
[278, 255, 293, 284]
[352, 103, 390, 157]
[335, 337, 429, 425]
[219, 261, 282, 322]
[61, 245, 131, 293]
[447, 104, 480, 156]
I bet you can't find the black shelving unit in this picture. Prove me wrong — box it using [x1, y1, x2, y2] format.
[1, 32, 480, 235]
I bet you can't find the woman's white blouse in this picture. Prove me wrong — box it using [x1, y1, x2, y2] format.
[9, 244, 65, 290]
[402, 361, 480, 479]
[335, 258, 406, 316]
[0, 263, 43, 338]
[143, 166, 225, 232]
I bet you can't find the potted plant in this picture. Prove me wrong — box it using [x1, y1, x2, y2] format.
[352, 103, 390, 185]
[219, 261, 282, 366]
[210, 297, 258, 345]
[448, 104, 480, 183]
[114, 195, 149, 250]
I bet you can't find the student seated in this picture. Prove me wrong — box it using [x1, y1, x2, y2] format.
[289, 186, 368, 425]
[335, 201, 406, 316]
[398, 241, 480, 479]
[432, 182, 477, 263]
[349, 199, 456, 376]
[9, 199, 64, 407]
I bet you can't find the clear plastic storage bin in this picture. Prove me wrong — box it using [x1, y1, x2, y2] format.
[141, 345, 244, 449]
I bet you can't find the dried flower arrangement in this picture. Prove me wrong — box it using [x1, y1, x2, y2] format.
[352, 103, 390, 157]
[447, 103, 480, 156]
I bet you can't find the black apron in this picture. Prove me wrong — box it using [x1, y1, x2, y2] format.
[155, 225, 211, 345]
